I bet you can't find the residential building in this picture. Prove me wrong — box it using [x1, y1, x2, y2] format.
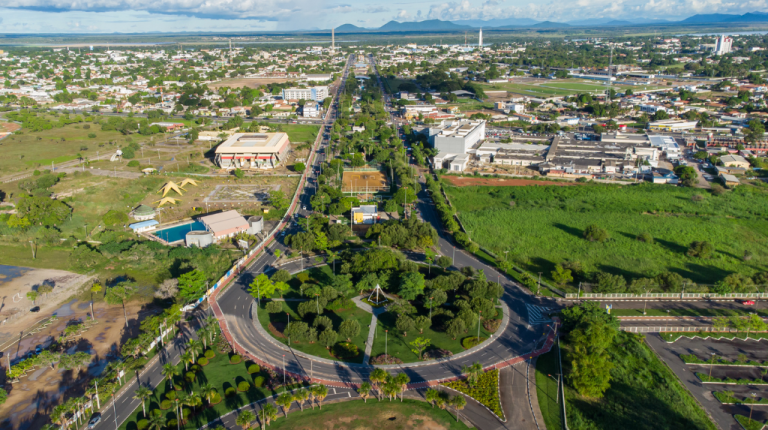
[639, 104, 668, 114]
[282, 86, 328, 101]
[352, 205, 378, 224]
[714, 35, 733, 56]
[302, 101, 320, 118]
[214, 132, 291, 170]
[720, 172, 740, 187]
[720, 154, 751, 169]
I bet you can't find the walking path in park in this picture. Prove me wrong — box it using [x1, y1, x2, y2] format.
[351, 294, 390, 363]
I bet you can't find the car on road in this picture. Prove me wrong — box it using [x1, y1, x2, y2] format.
[88, 413, 102, 429]
[740, 300, 756, 305]
[35, 345, 42, 354]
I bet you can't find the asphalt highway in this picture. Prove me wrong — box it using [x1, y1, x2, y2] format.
[215, 55, 555, 386]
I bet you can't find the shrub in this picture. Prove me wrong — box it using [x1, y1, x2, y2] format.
[253, 376, 265, 387]
[127, 160, 140, 167]
[185, 371, 196, 382]
[165, 391, 177, 401]
[225, 387, 237, 397]
[584, 224, 609, 242]
[167, 419, 178, 428]
[462, 336, 486, 349]
[332, 341, 359, 359]
[182, 408, 191, 419]
[687, 241, 714, 258]
[197, 357, 208, 366]
[88, 133, 97, 138]
[210, 392, 222, 404]
[423, 348, 453, 360]
[369, 354, 404, 365]
[266, 301, 283, 313]
[238, 381, 251, 392]
[248, 364, 261, 374]
[230, 354, 241, 364]
[160, 399, 173, 410]
[137, 419, 149, 430]
[173, 383, 182, 391]
[204, 349, 215, 359]
[637, 232, 653, 244]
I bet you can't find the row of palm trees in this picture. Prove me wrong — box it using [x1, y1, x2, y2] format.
[233, 384, 329, 429]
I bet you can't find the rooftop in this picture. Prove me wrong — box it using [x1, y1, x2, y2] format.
[216, 132, 289, 154]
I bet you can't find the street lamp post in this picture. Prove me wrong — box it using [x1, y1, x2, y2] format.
[643, 289, 648, 315]
[709, 352, 717, 378]
[429, 297, 433, 320]
[282, 354, 286, 386]
[477, 311, 482, 343]
[750, 392, 757, 423]
[385, 330, 388, 357]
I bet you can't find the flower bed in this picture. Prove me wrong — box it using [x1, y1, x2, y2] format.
[443, 369, 503, 419]
[369, 354, 403, 365]
[461, 336, 487, 350]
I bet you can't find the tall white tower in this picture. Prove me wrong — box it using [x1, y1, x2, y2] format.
[479, 28, 483, 48]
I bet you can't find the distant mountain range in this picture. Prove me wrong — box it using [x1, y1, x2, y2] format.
[330, 11, 768, 32]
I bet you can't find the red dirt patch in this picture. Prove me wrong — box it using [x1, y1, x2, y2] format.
[445, 176, 579, 187]
[0, 122, 20, 132]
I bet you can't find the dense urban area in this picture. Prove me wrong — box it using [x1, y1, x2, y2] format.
[2, 21, 768, 430]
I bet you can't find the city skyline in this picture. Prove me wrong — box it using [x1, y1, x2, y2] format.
[0, 0, 767, 34]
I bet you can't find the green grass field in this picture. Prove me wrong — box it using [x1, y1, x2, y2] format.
[535, 348, 563, 430]
[264, 398, 470, 429]
[444, 182, 768, 289]
[480, 82, 575, 97]
[562, 331, 717, 430]
[282, 124, 320, 143]
[369, 307, 501, 363]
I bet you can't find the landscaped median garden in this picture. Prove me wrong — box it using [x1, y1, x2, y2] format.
[715, 391, 768, 405]
[252, 248, 505, 365]
[681, 354, 768, 367]
[736, 414, 767, 430]
[443, 367, 503, 419]
[696, 373, 768, 385]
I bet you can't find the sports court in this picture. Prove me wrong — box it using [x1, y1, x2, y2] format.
[342, 170, 389, 193]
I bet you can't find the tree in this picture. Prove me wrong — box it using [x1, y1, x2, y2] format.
[0, 388, 7, 406]
[396, 314, 415, 337]
[551, 264, 573, 286]
[276, 393, 293, 418]
[358, 382, 372, 403]
[462, 362, 483, 387]
[261, 403, 278, 426]
[312, 384, 328, 409]
[339, 319, 360, 342]
[399, 272, 426, 300]
[162, 363, 180, 390]
[294, 162, 306, 173]
[674, 165, 698, 187]
[436, 256, 452, 269]
[394, 373, 410, 402]
[26, 291, 38, 305]
[413, 315, 432, 334]
[249, 273, 276, 300]
[426, 388, 440, 408]
[147, 412, 166, 430]
[134, 386, 152, 417]
[369, 368, 388, 401]
[319, 328, 337, 349]
[745, 119, 765, 143]
[178, 269, 207, 300]
[449, 395, 466, 422]
[583, 224, 608, 242]
[234, 168, 245, 179]
[105, 283, 133, 327]
[236, 410, 256, 429]
[712, 316, 729, 331]
[410, 337, 431, 360]
[593, 272, 627, 294]
[446, 318, 466, 340]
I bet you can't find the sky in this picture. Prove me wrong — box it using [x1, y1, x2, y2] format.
[0, 0, 767, 34]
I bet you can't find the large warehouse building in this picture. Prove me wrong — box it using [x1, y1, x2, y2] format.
[214, 132, 291, 169]
[422, 119, 486, 171]
[282, 86, 329, 101]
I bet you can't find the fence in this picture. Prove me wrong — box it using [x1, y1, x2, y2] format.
[567, 292, 768, 299]
[621, 326, 730, 333]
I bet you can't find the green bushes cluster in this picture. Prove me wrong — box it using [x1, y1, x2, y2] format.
[444, 369, 503, 418]
[204, 350, 215, 359]
[230, 354, 241, 364]
[160, 399, 173, 410]
[197, 357, 208, 366]
[697, 373, 768, 385]
[461, 336, 486, 349]
[253, 376, 265, 388]
[238, 381, 251, 392]
[332, 341, 359, 359]
[225, 387, 237, 397]
[248, 364, 261, 374]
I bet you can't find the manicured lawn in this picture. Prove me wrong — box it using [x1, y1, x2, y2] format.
[561, 331, 717, 430]
[265, 398, 470, 429]
[120, 344, 289, 430]
[444, 182, 768, 289]
[0, 243, 73, 271]
[369, 307, 501, 363]
[256, 298, 373, 364]
[535, 348, 563, 430]
[281, 124, 320, 143]
[270, 265, 335, 299]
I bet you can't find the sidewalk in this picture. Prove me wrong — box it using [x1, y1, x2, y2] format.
[351, 295, 389, 364]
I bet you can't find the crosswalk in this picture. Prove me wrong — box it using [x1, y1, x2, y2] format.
[525, 304, 554, 326]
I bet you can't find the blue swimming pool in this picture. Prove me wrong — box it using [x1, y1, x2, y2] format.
[153, 220, 207, 243]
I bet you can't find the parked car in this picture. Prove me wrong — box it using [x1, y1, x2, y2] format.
[741, 300, 756, 305]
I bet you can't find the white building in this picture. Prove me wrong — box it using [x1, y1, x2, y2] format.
[282, 86, 328, 101]
[640, 104, 668, 114]
[302, 101, 320, 118]
[714, 35, 733, 56]
[648, 119, 698, 132]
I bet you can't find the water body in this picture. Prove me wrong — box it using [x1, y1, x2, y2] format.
[683, 31, 768, 36]
[153, 220, 207, 243]
[0, 265, 30, 285]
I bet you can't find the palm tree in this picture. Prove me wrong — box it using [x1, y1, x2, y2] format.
[134, 386, 153, 417]
[261, 403, 278, 427]
[394, 373, 410, 402]
[358, 382, 372, 403]
[181, 351, 193, 371]
[294, 389, 309, 411]
[147, 412, 167, 430]
[176, 393, 189, 424]
[425, 388, 439, 408]
[186, 339, 202, 362]
[276, 393, 293, 417]
[450, 395, 467, 422]
[311, 385, 328, 409]
[462, 362, 483, 388]
[236, 410, 256, 430]
[201, 383, 215, 404]
[162, 364, 180, 390]
[199, 325, 210, 349]
[382, 380, 398, 401]
[369, 368, 388, 401]
[186, 391, 202, 413]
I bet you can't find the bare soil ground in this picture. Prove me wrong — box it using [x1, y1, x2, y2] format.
[0, 123, 20, 133]
[208, 78, 296, 89]
[341, 170, 388, 193]
[0, 301, 157, 430]
[0, 267, 91, 349]
[445, 176, 578, 187]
